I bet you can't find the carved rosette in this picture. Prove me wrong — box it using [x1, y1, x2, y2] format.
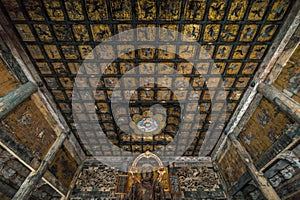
[130, 111, 165, 137]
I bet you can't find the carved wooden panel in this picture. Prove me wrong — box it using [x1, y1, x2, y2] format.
[171, 162, 225, 199]
[273, 45, 300, 103]
[73, 161, 120, 193]
[237, 97, 294, 162]
[72, 160, 225, 199]
[49, 147, 78, 188]
[115, 175, 128, 194]
[175, 165, 221, 192]
[233, 182, 263, 200]
[218, 141, 247, 188]
[169, 174, 181, 194]
[264, 143, 300, 199]
[30, 180, 62, 200]
[0, 146, 31, 198]
[1, 98, 57, 160]
[0, 57, 20, 98]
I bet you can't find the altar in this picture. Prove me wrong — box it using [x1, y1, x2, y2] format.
[115, 151, 182, 200]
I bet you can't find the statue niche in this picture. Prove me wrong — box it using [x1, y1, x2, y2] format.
[115, 151, 181, 199]
[126, 163, 165, 200]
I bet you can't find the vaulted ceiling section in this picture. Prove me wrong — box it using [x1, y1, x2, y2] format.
[0, 0, 294, 156]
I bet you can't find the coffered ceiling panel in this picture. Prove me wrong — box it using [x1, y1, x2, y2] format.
[0, 0, 294, 156]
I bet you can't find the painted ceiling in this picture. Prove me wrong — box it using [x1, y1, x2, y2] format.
[0, 0, 293, 156]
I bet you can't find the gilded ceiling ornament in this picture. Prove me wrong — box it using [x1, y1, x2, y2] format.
[130, 111, 165, 137]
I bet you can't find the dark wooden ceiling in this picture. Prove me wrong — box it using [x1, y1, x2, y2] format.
[0, 0, 293, 156]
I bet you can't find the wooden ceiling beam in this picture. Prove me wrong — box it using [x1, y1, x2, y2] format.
[229, 134, 281, 200]
[63, 162, 84, 200]
[0, 81, 37, 119]
[228, 123, 299, 196]
[0, 14, 85, 163]
[212, 1, 300, 160]
[12, 132, 69, 200]
[0, 128, 68, 197]
[257, 83, 300, 124]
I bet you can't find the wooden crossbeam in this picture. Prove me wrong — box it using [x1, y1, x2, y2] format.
[0, 81, 37, 118]
[0, 20, 86, 163]
[0, 127, 68, 196]
[229, 124, 300, 196]
[64, 162, 84, 200]
[257, 83, 300, 123]
[229, 134, 281, 200]
[12, 132, 69, 200]
[212, 0, 300, 159]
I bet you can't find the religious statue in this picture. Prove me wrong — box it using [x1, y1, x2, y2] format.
[126, 164, 165, 200]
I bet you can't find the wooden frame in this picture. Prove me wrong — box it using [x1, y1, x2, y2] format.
[169, 174, 182, 195]
[115, 174, 129, 195]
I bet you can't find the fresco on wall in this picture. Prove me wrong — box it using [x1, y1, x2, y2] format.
[49, 147, 78, 188]
[238, 97, 294, 162]
[0, 57, 20, 98]
[1, 99, 57, 160]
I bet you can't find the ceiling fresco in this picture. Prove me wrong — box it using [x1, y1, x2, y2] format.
[0, 0, 293, 156]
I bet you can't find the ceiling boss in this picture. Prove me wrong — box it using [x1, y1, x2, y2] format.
[130, 111, 166, 138]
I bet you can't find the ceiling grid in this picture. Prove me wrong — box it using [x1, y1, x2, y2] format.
[0, 0, 293, 156]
